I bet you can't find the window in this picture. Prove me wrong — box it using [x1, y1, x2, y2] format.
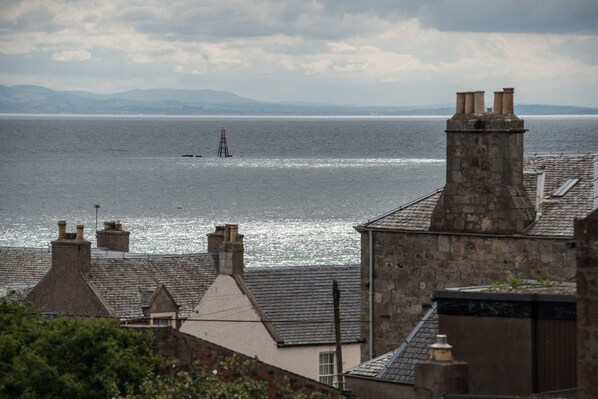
[552, 178, 579, 197]
[150, 312, 176, 327]
[153, 318, 171, 326]
[319, 352, 335, 386]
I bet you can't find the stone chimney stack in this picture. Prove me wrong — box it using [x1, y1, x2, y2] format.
[96, 220, 130, 252]
[52, 220, 91, 274]
[430, 88, 535, 234]
[218, 224, 244, 277]
[207, 225, 225, 253]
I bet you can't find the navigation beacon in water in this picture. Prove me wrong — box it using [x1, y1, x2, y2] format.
[217, 127, 233, 157]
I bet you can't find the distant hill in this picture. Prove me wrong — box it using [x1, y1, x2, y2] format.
[1, 85, 597, 116]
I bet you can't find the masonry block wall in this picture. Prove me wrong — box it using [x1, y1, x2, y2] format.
[360, 231, 576, 359]
[575, 209, 598, 399]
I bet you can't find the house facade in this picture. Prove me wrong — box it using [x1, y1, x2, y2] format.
[356, 88, 598, 359]
[182, 224, 363, 384]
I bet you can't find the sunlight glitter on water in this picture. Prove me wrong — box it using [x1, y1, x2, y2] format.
[105, 217, 361, 267]
[174, 157, 445, 170]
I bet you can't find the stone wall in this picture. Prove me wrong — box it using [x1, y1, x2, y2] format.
[360, 230, 576, 359]
[147, 327, 343, 398]
[575, 209, 598, 399]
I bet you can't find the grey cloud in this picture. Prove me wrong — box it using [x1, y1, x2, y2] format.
[110, 0, 597, 43]
[414, 1, 598, 34]
[0, 4, 60, 33]
[557, 37, 598, 65]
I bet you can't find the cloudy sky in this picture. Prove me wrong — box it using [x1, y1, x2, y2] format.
[1, 0, 597, 106]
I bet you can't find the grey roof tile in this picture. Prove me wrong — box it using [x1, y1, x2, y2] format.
[0, 247, 51, 298]
[244, 265, 361, 346]
[0, 247, 217, 320]
[362, 153, 597, 238]
[345, 304, 438, 385]
[90, 254, 218, 320]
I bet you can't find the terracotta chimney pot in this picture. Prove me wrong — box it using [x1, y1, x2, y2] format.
[455, 92, 466, 114]
[473, 91, 485, 114]
[76, 224, 84, 240]
[493, 91, 504, 114]
[464, 92, 474, 113]
[502, 87, 515, 114]
[58, 220, 67, 239]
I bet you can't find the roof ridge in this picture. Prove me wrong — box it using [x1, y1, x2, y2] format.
[377, 303, 437, 380]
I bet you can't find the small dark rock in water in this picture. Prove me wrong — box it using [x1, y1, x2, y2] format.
[195, 155, 202, 157]
[181, 154, 193, 157]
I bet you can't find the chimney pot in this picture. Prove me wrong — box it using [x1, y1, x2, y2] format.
[493, 91, 504, 114]
[218, 224, 244, 277]
[430, 334, 454, 362]
[464, 92, 474, 113]
[473, 91, 485, 113]
[502, 87, 515, 114]
[223, 225, 231, 242]
[455, 92, 466, 114]
[229, 224, 239, 242]
[76, 224, 84, 240]
[58, 220, 67, 239]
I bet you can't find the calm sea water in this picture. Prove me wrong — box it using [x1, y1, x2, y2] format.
[1, 115, 596, 266]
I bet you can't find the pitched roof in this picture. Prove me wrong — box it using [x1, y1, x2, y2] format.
[361, 153, 597, 238]
[244, 264, 362, 347]
[0, 247, 218, 319]
[0, 247, 51, 299]
[345, 304, 438, 385]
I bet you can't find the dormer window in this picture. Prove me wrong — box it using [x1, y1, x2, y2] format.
[552, 178, 579, 197]
[150, 312, 176, 327]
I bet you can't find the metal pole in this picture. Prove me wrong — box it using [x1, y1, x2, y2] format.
[94, 204, 101, 232]
[368, 229, 374, 360]
[333, 279, 344, 391]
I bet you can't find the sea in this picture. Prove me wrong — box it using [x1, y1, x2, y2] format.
[1, 115, 596, 267]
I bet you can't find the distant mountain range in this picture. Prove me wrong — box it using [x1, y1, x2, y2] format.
[1, 85, 597, 116]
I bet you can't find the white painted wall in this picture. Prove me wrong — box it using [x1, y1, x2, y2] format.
[181, 275, 361, 381]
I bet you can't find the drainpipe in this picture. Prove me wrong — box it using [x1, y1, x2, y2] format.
[368, 229, 374, 360]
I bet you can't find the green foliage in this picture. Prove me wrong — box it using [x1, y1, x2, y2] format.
[534, 272, 559, 288]
[0, 299, 331, 399]
[490, 271, 560, 291]
[123, 356, 330, 399]
[0, 298, 162, 399]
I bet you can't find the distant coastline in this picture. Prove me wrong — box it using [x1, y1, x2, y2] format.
[2, 85, 598, 116]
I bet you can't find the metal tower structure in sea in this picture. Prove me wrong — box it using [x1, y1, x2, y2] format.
[217, 128, 232, 157]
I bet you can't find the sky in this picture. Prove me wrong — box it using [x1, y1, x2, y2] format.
[1, 0, 597, 107]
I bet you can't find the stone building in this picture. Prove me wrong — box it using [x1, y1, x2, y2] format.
[1, 222, 361, 384]
[355, 88, 598, 359]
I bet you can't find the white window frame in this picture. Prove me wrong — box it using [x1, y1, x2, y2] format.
[150, 311, 176, 328]
[319, 351, 336, 387]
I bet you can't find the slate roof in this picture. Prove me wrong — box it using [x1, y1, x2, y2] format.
[0, 247, 218, 319]
[90, 254, 217, 320]
[0, 247, 51, 299]
[345, 304, 438, 385]
[244, 265, 362, 347]
[361, 153, 597, 238]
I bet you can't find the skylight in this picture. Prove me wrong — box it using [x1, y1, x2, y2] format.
[552, 178, 579, 197]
